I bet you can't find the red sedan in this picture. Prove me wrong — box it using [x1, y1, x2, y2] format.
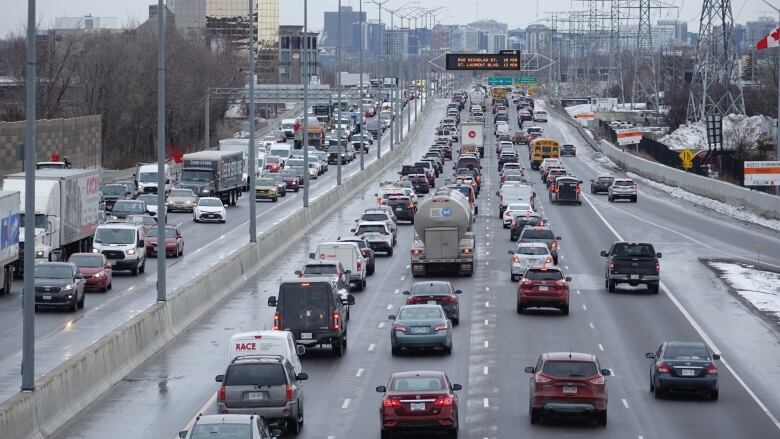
[146, 225, 184, 258]
[525, 352, 610, 426]
[376, 371, 462, 438]
[68, 253, 112, 292]
[517, 267, 571, 315]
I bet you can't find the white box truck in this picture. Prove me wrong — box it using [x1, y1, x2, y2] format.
[0, 191, 20, 295]
[460, 121, 485, 158]
[2, 169, 101, 276]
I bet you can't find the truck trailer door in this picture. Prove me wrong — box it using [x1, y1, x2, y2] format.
[425, 228, 459, 259]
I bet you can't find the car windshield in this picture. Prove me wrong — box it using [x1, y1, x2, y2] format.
[69, 255, 104, 268]
[199, 198, 223, 207]
[35, 265, 72, 279]
[411, 283, 451, 296]
[169, 190, 193, 197]
[524, 269, 563, 280]
[287, 159, 304, 167]
[542, 361, 598, 377]
[113, 201, 145, 213]
[522, 229, 554, 240]
[665, 345, 711, 360]
[20, 213, 47, 229]
[94, 228, 136, 244]
[138, 195, 157, 204]
[137, 172, 157, 182]
[181, 170, 213, 182]
[516, 246, 549, 256]
[102, 185, 125, 196]
[190, 423, 251, 439]
[356, 225, 387, 234]
[391, 377, 444, 392]
[398, 307, 444, 320]
[224, 363, 286, 386]
[613, 243, 655, 257]
[257, 178, 275, 186]
[304, 264, 337, 275]
[148, 227, 176, 238]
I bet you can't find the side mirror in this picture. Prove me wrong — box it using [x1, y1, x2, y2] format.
[601, 369, 612, 376]
[645, 352, 655, 359]
[565, 277, 572, 282]
[713, 354, 721, 360]
[215, 374, 224, 382]
[376, 385, 387, 393]
[296, 345, 306, 356]
[388, 314, 396, 320]
[455, 289, 463, 295]
[350, 228, 356, 233]
[600, 250, 608, 257]
[346, 294, 356, 305]
[308, 252, 315, 259]
[524, 366, 535, 374]
[452, 384, 463, 391]
[345, 269, 352, 275]
[294, 270, 302, 276]
[495, 191, 500, 196]
[556, 236, 562, 240]
[656, 252, 662, 258]
[267, 296, 278, 307]
[178, 431, 188, 439]
[402, 290, 410, 295]
[296, 372, 309, 381]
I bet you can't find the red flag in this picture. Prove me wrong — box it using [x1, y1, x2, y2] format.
[757, 26, 780, 50]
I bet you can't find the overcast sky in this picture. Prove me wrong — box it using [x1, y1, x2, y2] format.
[1, 0, 775, 38]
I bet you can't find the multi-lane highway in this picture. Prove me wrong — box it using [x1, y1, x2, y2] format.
[0, 100, 426, 403]
[48, 97, 780, 438]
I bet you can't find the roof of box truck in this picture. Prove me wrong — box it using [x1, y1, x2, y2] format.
[6, 168, 98, 179]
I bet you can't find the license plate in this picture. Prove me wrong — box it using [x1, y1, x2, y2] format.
[301, 333, 313, 339]
[247, 391, 267, 401]
[43, 295, 52, 300]
[630, 274, 639, 280]
[563, 386, 577, 394]
[410, 402, 426, 411]
[428, 300, 437, 305]
[412, 326, 429, 334]
[395, 207, 403, 211]
[681, 369, 696, 376]
[538, 285, 549, 292]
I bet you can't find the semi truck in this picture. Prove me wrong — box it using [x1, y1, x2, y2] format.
[460, 121, 485, 158]
[0, 191, 20, 294]
[2, 169, 101, 276]
[179, 150, 244, 206]
[410, 188, 476, 277]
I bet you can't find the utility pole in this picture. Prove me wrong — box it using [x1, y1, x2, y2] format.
[156, 0, 167, 299]
[302, 0, 310, 207]
[359, 0, 365, 170]
[336, 0, 343, 185]
[248, 0, 257, 241]
[370, 0, 390, 161]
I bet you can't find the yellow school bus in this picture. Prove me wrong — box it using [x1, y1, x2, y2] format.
[529, 138, 560, 169]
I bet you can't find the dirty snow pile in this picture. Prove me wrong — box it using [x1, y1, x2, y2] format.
[660, 114, 772, 152]
[563, 103, 593, 118]
[626, 172, 780, 232]
[708, 261, 780, 318]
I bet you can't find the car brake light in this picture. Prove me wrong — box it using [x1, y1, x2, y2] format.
[411, 248, 423, 255]
[286, 384, 294, 400]
[434, 322, 448, 332]
[440, 295, 456, 302]
[609, 260, 615, 273]
[655, 260, 660, 273]
[461, 248, 473, 254]
[587, 376, 606, 385]
[273, 312, 280, 330]
[433, 395, 454, 407]
[657, 362, 671, 374]
[706, 363, 718, 375]
[512, 255, 520, 264]
[551, 184, 557, 193]
[408, 203, 414, 208]
[393, 323, 407, 332]
[356, 259, 363, 271]
[633, 184, 638, 189]
[383, 397, 402, 407]
[535, 374, 552, 384]
[218, 385, 226, 401]
[332, 311, 340, 331]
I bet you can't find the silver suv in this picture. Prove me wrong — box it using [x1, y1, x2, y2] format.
[608, 178, 638, 202]
[215, 355, 308, 434]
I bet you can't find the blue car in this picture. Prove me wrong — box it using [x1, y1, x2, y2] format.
[389, 305, 453, 355]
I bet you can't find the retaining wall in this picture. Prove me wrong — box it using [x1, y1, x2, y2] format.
[0, 98, 433, 439]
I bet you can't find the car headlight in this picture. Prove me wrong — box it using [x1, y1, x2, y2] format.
[201, 189, 211, 194]
[185, 201, 192, 205]
[35, 251, 44, 257]
[92, 249, 99, 254]
[127, 249, 136, 255]
[62, 284, 74, 290]
[93, 272, 104, 278]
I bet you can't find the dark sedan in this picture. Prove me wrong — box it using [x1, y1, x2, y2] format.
[403, 281, 462, 325]
[590, 174, 615, 194]
[647, 341, 720, 400]
[386, 196, 416, 222]
[34, 262, 86, 311]
[280, 169, 301, 191]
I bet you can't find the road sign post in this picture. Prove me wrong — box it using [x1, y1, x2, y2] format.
[488, 77, 512, 86]
[679, 148, 695, 170]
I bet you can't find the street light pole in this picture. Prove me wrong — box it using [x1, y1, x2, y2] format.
[369, 0, 390, 161]
[336, 0, 343, 185]
[303, 0, 310, 207]
[248, 0, 257, 241]
[156, 0, 167, 299]
[359, 0, 365, 170]
[764, 0, 780, 165]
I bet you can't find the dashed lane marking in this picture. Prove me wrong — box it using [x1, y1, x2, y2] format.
[484, 340, 489, 348]
[368, 343, 376, 351]
[582, 304, 588, 311]
[342, 398, 351, 409]
[386, 304, 393, 310]
[378, 322, 386, 329]
[356, 368, 364, 377]
[622, 398, 630, 409]
[589, 322, 595, 329]
[599, 343, 604, 351]
[483, 366, 489, 375]
[483, 398, 490, 408]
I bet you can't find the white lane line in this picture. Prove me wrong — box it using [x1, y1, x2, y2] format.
[400, 276, 405, 281]
[378, 322, 386, 329]
[484, 319, 489, 326]
[589, 322, 595, 329]
[368, 343, 376, 351]
[609, 368, 616, 377]
[484, 340, 489, 348]
[127, 286, 135, 291]
[485, 286, 490, 291]
[394, 288, 400, 294]
[483, 398, 490, 408]
[485, 301, 490, 307]
[387, 304, 393, 310]
[356, 368, 365, 377]
[486, 251, 490, 256]
[598, 343, 604, 351]
[576, 289, 581, 295]
[342, 398, 351, 409]
[583, 192, 780, 430]
[564, 265, 569, 270]
[179, 391, 218, 436]
[405, 264, 410, 269]
[483, 366, 489, 375]
[622, 398, 630, 409]
[582, 304, 588, 311]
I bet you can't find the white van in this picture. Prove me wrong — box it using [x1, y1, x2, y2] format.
[92, 222, 147, 276]
[269, 144, 292, 161]
[228, 330, 304, 374]
[532, 110, 548, 122]
[135, 163, 174, 194]
[280, 119, 297, 139]
[311, 242, 366, 291]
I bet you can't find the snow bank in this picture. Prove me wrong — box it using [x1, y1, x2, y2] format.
[626, 172, 780, 232]
[563, 103, 593, 119]
[660, 114, 773, 152]
[708, 261, 780, 319]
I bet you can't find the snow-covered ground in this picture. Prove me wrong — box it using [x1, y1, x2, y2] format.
[708, 261, 780, 319]
[660, 114, 773, 152]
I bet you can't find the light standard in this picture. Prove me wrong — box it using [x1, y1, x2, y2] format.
[302, 0, 310, 207]
[359, 0, 365, 170]
[247, 0, 257, 242]
[336, 0, 343, 185]
[368, 0, 391, 160]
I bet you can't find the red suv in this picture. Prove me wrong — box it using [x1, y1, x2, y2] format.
[517, 267, 571, 315]
[376, 371, 462, 438]
[525, 352, 610, 426]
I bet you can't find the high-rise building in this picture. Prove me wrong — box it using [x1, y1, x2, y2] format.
[525, 24, 551, 54]
[54, 15, 118, 30]
[385, 29, 409, 59]
[658, 20, 689, 46]
[747, 17, 777, 49]
[488, 33, 508, 52]
[468, 19, 508, 35]
[256, 0, 279, 84]
[322, 6, 366, 51]
[278, 25, 320, 84]
[168, 0, 206, 29]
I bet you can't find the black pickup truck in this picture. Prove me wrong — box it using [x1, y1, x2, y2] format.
[601, 242, 662, 294]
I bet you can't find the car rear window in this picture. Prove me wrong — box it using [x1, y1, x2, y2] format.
[398, 307, 443, 320]
[521, 229, 554, 240]
[190, 423, 251, 439]
[516, 246, 549, 256]
[612, 243, 655, 257]
[280, 283, 331, 311]
[524, 269, 563, 280]
[224, 363, 286, 386]
[542, 361, 597, 377]
[597, 176, 614, 183]
[356, 225, 387, 234]
[411, 283, 452, 296]
[614, 180, 635, 186]
[391, 377, 444, 392]
[665, 346, 711, 360]
[362, 214, 387, 222]
[304, 264, 337, 275]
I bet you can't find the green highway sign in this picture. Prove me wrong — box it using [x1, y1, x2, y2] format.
[514, 76, 538, 85]
[488, 77, 513, 86]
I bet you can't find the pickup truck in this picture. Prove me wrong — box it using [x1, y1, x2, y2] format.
[601, 242, 661, 294]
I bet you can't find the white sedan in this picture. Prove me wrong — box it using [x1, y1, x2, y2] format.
[193, 197, 226, 223]
[502, 202, 534, 228]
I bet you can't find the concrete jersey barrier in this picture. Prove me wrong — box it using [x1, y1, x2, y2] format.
[0, 98, 434, 439]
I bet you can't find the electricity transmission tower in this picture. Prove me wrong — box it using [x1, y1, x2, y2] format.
[686, 0, 745, 121]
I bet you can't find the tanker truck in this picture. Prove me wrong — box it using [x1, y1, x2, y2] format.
[410, 188, 475, 277]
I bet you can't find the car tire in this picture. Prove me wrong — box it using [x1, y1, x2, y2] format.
[517, 302, 524, 314]
[391, 346, 400, 356]
[380, 430, 392, 439]
[70, 298, 78, 312]
[452, 317, 459, 326]
[444, 343, 452, 355]
[332, 337, 345, 356]
[367, 264, 375, 276]
[654, 387, 663, 399]
[530, 407, 541, 424]
[387, 247, 394, 257]
[448, 427, 459, 438]
[632, 196, 638, 203]
[597, 410, 607, 427]
[607, 280, 616, 293]
[131, 266, 139, 276]
[288, 413, 301, 436]
[608, 195, 614, 202]
[560, 304, 569, 315]
[139, 260, 145, 274]
[649, 283, 660, 294]
[77, 291, 85, 308]
[710, 389, 719, 401]
[107, 282, 112, 291]
[511, 274, 518, 282]
[273, 197, 278, 202]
